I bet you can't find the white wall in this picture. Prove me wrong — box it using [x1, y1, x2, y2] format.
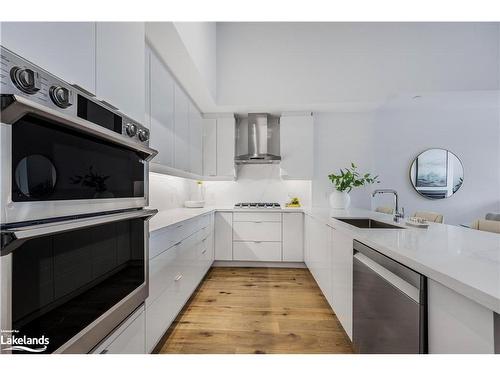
[148, 172, 191, 211]
[149, 166, 312, 211]
[372, 91, 500, 225]
[203, 165, 311, 207]
[217, 22, 499, 112]
[312, 112, 376, 209]
[174, 22, 217, 99]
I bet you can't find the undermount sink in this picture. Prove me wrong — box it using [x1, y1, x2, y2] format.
[334, 218, 405, 229]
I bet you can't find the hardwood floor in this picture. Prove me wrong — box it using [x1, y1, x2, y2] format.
[156, 267, 354, 354]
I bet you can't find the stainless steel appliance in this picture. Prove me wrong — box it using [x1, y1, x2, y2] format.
[1, 208, 157, 354]
[0, 46, 157, 224]
[353, 240, 427, 354]
[234, 202, 281, 209]
[235, 113, 281, 164]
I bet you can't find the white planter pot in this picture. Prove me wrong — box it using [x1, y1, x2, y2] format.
[329, 191, 351, 209]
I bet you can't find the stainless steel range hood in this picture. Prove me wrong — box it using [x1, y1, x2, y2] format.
[235, 113, 281, 164]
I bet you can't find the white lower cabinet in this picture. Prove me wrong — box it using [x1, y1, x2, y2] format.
[330, 228, 353, 339]
[233, 241, 282, 262]
[145, 213, 214, 353]
[93, 306, 146, 354]
[282, 212, 304, 262]
[215, 212, 233, 260]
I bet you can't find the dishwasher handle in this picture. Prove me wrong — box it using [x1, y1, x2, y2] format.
[354, 252, 420, 303]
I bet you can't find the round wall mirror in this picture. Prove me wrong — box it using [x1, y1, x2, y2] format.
[15, 154, 57, 199]
[409, 148, 464, 199]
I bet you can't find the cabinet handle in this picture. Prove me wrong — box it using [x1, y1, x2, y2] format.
[254, 221, 262, 223]
[173, 241, 182, 247]
[174, 274, 183, 282]
[254, 241, 262, 243]
[176, 224, 183, 229]
[201, 249, 207, 254]
[202, 237, 207, 242]
[100, 349, 109, 354]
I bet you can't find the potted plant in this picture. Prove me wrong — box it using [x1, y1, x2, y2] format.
[328, 163, 379, 209]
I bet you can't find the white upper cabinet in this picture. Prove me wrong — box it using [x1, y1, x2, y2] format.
[174, 84, 190, 172]
[148, 48, 175, 167]
[96, 22, 145, 123]
[216, 117, 236, 178]
[189, 102, 203, 176]
[1, 22, 96, 93]
[280, 114, 314, 180]
[202, 118, 217, 177]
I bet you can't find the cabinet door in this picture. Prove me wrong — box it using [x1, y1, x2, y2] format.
[149, 50, 175, 167]
[174, 84, 190, 171]
[189, 102, 203, 175]
[216, 117, 235, 177]
[280, 114, 314, 179]
[203, 118, 217, 177]
[96, 22, 145, 122]
[331, 228, 353, 339]
[283, 213, 304, 262]
[1, 22, 95, 93]
[214, 212, 233, 260]
[94, 307, 145, 354]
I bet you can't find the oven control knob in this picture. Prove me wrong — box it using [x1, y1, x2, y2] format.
[49, 86, 72, 108]
[125, 123, 137, 137]
[10, 67, 41, 94]
[138, 128, 149, 142]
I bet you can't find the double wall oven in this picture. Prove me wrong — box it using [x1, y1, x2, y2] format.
[0, 46, 158, 353]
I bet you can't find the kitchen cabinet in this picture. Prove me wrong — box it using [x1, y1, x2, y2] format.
[146, 213, 213, 352]
[280, 114, 314, 180]
[96, 22, 145, 122]
[148, 48, 175, 166]
[216, 117, 236, 178]
[202, 118, 217, 176]
[93, 306, 146, 354]
[330, 228, 353, 338]
[189, 102, 203, 175]
[1, 22, 96, 94]
[214, 212, 233, 260]
[304, 215, 333, 305]
[174, 83, 190, 172]
[428, 279, 495, 353]
[282, 213, 304, 262]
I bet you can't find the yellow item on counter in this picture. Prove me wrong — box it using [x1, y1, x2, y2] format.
[285, 197, 301, 208]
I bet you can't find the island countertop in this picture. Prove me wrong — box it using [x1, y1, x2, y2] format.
[304, 207, 500, 314]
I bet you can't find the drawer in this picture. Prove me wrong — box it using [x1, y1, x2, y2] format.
[233, 212, 282, 222]
[233, 221, 282, 242]
[233, 241, 282, 262]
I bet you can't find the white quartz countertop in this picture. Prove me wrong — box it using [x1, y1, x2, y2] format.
[148, 205, 500, 313]
[304, 207, 500, 314]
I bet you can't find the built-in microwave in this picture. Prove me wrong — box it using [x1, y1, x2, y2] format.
[0, 46, 158, 224]
[0, 208, 157, 354]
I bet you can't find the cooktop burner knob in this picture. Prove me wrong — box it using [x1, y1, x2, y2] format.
[10, 67, 41, 94]
[49, 86, 72, 108]
[125, 123, 137, 137]
[138, 128, 149, 142]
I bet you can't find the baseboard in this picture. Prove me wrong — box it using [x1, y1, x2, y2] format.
[212, 260, 306, 268]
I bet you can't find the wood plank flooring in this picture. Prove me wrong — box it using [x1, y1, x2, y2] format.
[156, 267, 353, 354]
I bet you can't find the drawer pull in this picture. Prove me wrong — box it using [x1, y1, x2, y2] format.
[202, 238, 207, 242]
[173, 241, 182, 247]
[100, 349, 109, 354]
[253, 221, 263, 223]
[174, 274, 183, 282]
[254, 241, 262, 243]
[175, 224, 183, 229]
[201, 249, 207, 254]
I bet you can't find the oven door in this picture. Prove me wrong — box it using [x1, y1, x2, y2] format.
[1, 95, 157, 224]
[0, 208, 157, 354]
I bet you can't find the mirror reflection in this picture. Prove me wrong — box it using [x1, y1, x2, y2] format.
[409, 148, 463, 199]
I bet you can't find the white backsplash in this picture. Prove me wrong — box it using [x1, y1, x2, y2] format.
[148, 165, 312, 211]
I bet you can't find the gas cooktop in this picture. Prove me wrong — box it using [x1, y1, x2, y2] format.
[234, 202, 281, 209]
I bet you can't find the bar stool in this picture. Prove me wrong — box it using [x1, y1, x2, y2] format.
[471, 219, 500, 234]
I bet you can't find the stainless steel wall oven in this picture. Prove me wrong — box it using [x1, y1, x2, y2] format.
[0, 46, 158, 353]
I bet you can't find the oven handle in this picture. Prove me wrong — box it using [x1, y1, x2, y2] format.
[0, 94, 158, 161]
[1, 209, 158, 256]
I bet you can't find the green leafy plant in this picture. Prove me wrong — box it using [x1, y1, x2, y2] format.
[328, 163, 380, 193]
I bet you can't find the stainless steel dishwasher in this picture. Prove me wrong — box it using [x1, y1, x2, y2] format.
[353, 240, 427, 354]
